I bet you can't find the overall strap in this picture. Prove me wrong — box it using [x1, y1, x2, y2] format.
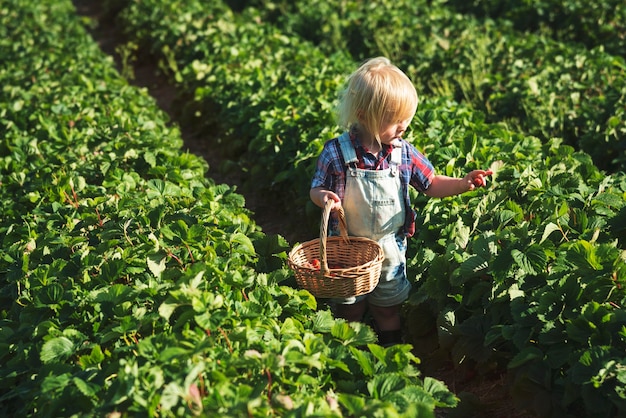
[338, 132, 358, 166]
[389, 143, 402, 176]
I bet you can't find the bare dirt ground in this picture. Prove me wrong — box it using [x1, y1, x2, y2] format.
[74, 2, 536, 417]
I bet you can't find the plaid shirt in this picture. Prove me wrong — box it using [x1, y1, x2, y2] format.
[311, 130, 435, 237]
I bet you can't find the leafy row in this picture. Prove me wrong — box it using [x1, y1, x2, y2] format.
[109, 0, 626, 415]
[445, 0, 626, 58]
[405, 102, 626, 417]
[0, 1, 455, 416]
[240, 0, 626, 174]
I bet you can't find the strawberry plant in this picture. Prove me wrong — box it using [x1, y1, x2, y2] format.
[0, 1, 457, 416]
[405, 98, 626, 416]
[446, 0, 626, 58]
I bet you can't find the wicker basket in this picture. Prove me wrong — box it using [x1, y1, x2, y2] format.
[288, 200, 384, 298]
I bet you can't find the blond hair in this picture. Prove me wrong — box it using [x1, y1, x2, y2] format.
[337, 57, 418, 143]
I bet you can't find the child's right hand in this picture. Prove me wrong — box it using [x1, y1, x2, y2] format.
[310, 187, 342, 210]
[324, 195, 343, 212]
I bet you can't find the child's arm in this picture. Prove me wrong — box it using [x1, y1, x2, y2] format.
[310, 187, 342, 210]
[424, 169, 492, 198]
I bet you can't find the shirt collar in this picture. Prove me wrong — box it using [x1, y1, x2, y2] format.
[348, 126, 392, 156]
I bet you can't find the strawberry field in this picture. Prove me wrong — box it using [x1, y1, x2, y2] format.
[1, 0, 625, 417]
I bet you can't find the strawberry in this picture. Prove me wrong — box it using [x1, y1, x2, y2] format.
[311, 259, 321, 270]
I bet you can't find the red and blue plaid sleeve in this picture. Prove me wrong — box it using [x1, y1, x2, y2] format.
[310, 137, 346, 201]
[400, 141, 435, 236]
[405, 143, 435, 192]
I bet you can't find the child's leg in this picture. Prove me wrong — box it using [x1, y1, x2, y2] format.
[369, 303, 404, 346]
[366, 234, 409, 346]
[368, 303, 401, 331]
[334, 299, 368, 322]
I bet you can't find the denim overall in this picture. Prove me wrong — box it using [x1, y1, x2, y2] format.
[336, 133, 411, 307]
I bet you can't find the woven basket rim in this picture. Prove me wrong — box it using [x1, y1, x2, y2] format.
[289, 238, 383, 271]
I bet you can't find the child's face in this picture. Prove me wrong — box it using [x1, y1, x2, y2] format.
[378, 117, 412, 145]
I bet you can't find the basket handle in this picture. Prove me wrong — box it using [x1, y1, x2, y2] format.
[319, 200, 349, 275]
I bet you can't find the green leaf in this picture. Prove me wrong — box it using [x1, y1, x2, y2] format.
[495, 209, 518, 227]
[99, 259, 126, 281]
[540, 222, 563, 243]
[73, 376, 97, 398]
[41, 336, 75, 363]
[337, 393, 366, 415]
[146, 179, 181, 199]
[458, 254, 488, 280]
[159, 299, 179, 321]
[331, 321, 376, 346]
[349, 347, 375, 377]
[508, 346, 544, 369]
[161, 381, 184, 412]
[422, 377, 458, 408]
[78, 345, 105, 369]
[566, 240, 603, 271]
[454, 218, 470, 249]
[309, 310, 334, 334]
[511, 245, 547, 275]
[367, 373, 404, 399]
[367, 343, 387, 362]
[35, 283, 65, 307]
[144, 151, 157, 167]
[147, 255, 167, 278]
[230, 232, 256, 256]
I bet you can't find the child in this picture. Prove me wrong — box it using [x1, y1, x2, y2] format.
[310, 57, 492, 346]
